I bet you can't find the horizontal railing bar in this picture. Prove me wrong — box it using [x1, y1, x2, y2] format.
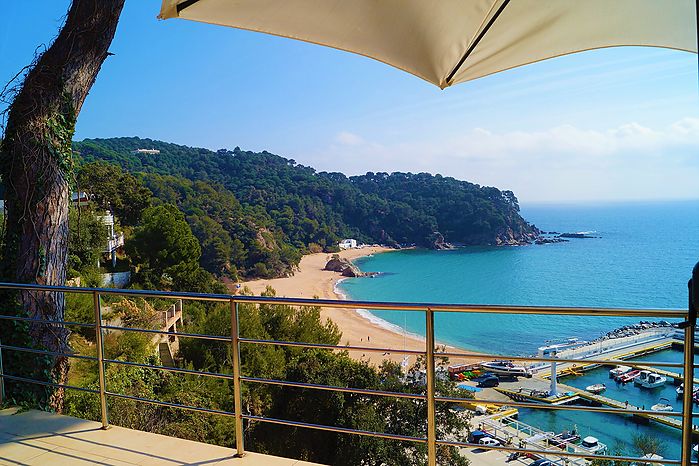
[103, 358, 233, 379]
[435, 439, 680, 465]
[0, 344, 98, 362]
[0, 282, 685, 317]
[0, 282, 232, 302]
[233, 295, 686, 317]
[102, 325, 230, 342]
[436, 395, 686, 417]
[0, 314, 94, 329]
[439, 351, 685, 368]
[242, 414, 427, 443]
[2, 374, 100, 394]
[105, 391, 236, 417]
[241, 376, 426, 400]
[239, 338, 425, 355]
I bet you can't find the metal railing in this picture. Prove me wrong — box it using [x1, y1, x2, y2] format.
[0, 279, 696, 466]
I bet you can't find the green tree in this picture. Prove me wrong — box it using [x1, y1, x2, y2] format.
[0, 0, 125, 411]
[126, 204, 203, 291]
[188, 214, 234, 277]
[76, 161, 152, 226]
[67, 207, 105, 278]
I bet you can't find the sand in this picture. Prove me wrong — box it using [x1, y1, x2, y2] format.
[235, 247, 484, 367]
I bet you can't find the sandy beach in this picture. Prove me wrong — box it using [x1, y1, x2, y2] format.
[236, 247, 484, 367]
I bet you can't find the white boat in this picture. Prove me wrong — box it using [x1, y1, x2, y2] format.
[631, 453, 664, 466]
[580, 436, 607, 454]
[651, 398, 673, 412]
[677, 383, 684, 397]
[585, 383, 606, 394]
[609, 365, 632, 379]
[633, 370, 652, 386]
[638, 373, 667, 389]
[538, 337, 588, 357]
[480, 360, 532, 378]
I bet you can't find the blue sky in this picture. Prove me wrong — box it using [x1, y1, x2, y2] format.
[1, 1, 698, 202]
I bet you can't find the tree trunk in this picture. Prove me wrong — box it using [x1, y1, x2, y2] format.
[0, 0, 125, 411]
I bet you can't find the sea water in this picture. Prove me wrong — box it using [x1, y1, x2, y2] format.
[340, 200, 699, 355]
[339, 200, 699, 460]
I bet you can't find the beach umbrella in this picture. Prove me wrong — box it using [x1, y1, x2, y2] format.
[159, 0, 697, 89]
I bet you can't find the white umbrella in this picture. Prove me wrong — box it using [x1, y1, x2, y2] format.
[159, 0, 697, 89]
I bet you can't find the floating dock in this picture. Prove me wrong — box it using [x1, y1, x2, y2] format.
[486, 335, 699, 437]
[537, 338, 675, 379]
[496, 382, 698, 436]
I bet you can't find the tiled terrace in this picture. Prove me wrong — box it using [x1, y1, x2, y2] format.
[0, 408, 323, 466]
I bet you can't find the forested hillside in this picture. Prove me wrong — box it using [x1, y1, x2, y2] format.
[73, 136, 539, 278]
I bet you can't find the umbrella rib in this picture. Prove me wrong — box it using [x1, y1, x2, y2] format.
[445, 0, 511, 86]
[177, 0, 202, 14]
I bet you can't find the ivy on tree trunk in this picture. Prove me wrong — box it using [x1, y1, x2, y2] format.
[0, 0, 125, 411]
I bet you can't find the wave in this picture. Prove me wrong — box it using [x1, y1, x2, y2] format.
[334, 279, 425, 342]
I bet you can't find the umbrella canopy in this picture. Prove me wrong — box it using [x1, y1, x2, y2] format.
[159, 0, 697, 89]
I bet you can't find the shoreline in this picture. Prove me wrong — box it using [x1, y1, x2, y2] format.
[235, 246, 484, 367]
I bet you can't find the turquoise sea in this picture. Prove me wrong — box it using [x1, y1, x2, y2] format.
[340, 200, 699, 355]
[339, 200, 699, 460]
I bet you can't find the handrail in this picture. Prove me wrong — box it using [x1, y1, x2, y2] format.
[0, 281, 691, 466]
[0, 281, 687, 317]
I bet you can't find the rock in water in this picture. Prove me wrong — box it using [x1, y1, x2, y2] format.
[428, 232, 454, 250]
[324, 254, 364, 277]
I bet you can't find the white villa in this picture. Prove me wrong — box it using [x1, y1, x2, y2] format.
[338, 238, 358, 250]
[97, 211, 125, 268]
[132, 148, 160, 155]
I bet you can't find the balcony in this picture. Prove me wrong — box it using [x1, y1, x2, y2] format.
[0, 282, 695, 465]
[0, 407, 321, 465]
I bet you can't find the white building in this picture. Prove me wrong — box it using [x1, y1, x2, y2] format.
[71, 192, 90, 207]
[132, 148, 160, 155]
[97, 211, 125, 268]
[338, 238, 357, 249]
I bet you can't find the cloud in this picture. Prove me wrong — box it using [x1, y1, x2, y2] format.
[335, 131, 364, 146]
[309, 119, 699, 202]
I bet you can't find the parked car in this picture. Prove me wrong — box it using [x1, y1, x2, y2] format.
[477, 375, 500, 388]
[468, 430, 492, 443]
[478, 437, 501, 447]
[529, 459, 554, 466]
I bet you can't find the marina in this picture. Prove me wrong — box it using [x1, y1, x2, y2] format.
[449, 326, 695, 462]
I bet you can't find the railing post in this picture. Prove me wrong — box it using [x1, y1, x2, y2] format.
[231, 299, 245, 457]
[425, 307, 437, 466]
[681, 262, 698, 466]
[0, 337, 5, 404]
[93, 291, 109, 429]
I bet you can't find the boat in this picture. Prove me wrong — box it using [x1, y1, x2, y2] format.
[585, 383, 606, 394]
[638, 373, 667, 389]
[609, 365, 632, 379]
[633, 370, 652, 386]
[618, 370, 640, 384]
[538, 338, 588, 358]
[480, 360, 532, 378]
[580, 436, 607, 455]
[547, 429, 580, 449]
[631, 453, 664, 465]
[651, 398, 673, 412]
[677, 383, 683, 397]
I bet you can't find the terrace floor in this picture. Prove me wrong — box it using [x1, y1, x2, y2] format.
[0, 408, 323, 466]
